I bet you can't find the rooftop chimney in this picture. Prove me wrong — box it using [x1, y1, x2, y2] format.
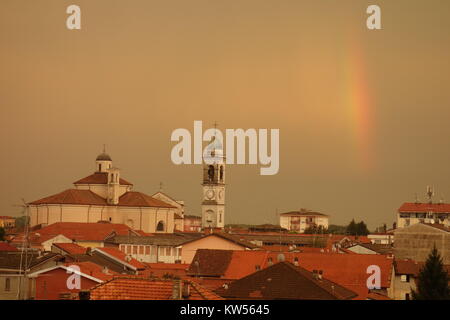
[172, 279, 182, 300]
[182, 280, 191, 299]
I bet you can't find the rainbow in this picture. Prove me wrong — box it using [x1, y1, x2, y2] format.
[342, 38, 375, 172]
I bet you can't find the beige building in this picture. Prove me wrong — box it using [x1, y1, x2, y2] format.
[0, 216, 15, 229]
[394, 223, 450, 264]
[28, 153, 180, 234]
[279, 209, 329, 233]
[388, 259, 420, 300]
[397, 202, 450, 229]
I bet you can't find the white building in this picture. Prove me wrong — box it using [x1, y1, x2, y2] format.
[28, 152, 181, 234]
[279, 209, 329, 233]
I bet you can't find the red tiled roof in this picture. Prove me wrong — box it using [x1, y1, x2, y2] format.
[141, 263, 190, 278]
[366, 292, 392, 300]
[215, 262, 357, 300]
[29, 189, 107, 206]
[74, 172, 133, 186]
[53, 242, 87, 255]
[398, 202, 450, 213]
[118, 192, 176, 208]
[63, 261, 116, 282]
[0, 216, 15, 219]
[89, 277, 222, 300]
[189, 249, 393, 299]
[95, 247, 145, 269]
[144, 263, 190, 270]
[187, 250, 234, 277]
[0, 242, 18, 252]
[29, 189, 174, 208]
[32, 222, 135, 242]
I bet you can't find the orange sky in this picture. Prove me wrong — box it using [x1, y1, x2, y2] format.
[1, 0, 450, 229]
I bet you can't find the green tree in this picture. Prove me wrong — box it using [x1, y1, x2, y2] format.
[327, 224, 347, 234]
[346, 219, 357, 235]
[304, 225, 328, 234]
[0, 227, 5, 241]
[356, 221, 370, 236]
[412, 245, 450, 300]
[346, 219, 369, 236]
[15, 216, 29, 232]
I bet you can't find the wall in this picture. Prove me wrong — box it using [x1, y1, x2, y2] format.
[33, 268, 99, 300]
[181, 235, 246, 264]
[394, 224, 450, 264]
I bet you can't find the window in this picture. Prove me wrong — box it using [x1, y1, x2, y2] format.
[132, 246, 138, 254]
[126, 245, 132, 254]
[405, 293, 410, 300]
[400, 274, 410, 283]
[139, 246, 144, 255]
[145, 246, 150, 255]
[5, 278, 11, 292]
[166, 247, 171, 256]
[156, 221, 165, 232]
[159, 247, 165, 256]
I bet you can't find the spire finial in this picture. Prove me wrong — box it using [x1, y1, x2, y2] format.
[103, 144, 106, 153]
[159, 182, 163, 192]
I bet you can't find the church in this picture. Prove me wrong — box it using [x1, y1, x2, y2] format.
[28, 152, 184, 233]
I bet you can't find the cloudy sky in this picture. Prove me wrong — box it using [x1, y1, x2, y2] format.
[1, 0, 449, 229]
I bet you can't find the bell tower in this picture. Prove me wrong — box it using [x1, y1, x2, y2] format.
[201, 124, 226, 229]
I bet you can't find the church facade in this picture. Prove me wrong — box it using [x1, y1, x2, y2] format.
[28, 153, 181, 234]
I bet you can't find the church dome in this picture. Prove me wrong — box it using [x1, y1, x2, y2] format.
[96, 153, 112, 161]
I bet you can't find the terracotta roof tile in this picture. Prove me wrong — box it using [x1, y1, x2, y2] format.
[118, 192, 176, 208]
[95, 247, 145, 269]
[215, 262, 357, 300]
[90, 277, 222, 300]
[398, 202, 450, 213]
[63, 261, 117, 282]
[74, 172, 133, 185]
[0, 242, 18, 252]
[53, 242, 87, 255]
[187, 249, 233, 277]
[189, 249, 394, 299]
[29, 189, 107, 206]
[366, 292, 392, 300]
[31, 222, 134, 242]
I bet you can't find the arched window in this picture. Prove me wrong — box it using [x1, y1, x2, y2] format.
[156, 221, 165, 232]
[208, 165, 214, 181]
[98, 164, 101, 172]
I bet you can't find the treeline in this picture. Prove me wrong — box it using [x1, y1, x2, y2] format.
[303, 219, 370, 236]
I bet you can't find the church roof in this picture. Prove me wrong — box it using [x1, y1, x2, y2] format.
[29, 189, 108, 206]
[96, 153, 112, 161]
[118, 192, 176, 208]
[73, 172, 133, 186]
[29, 189, 176, 208]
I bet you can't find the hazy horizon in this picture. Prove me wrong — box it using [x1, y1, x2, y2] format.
[1, 1, 450, 230]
